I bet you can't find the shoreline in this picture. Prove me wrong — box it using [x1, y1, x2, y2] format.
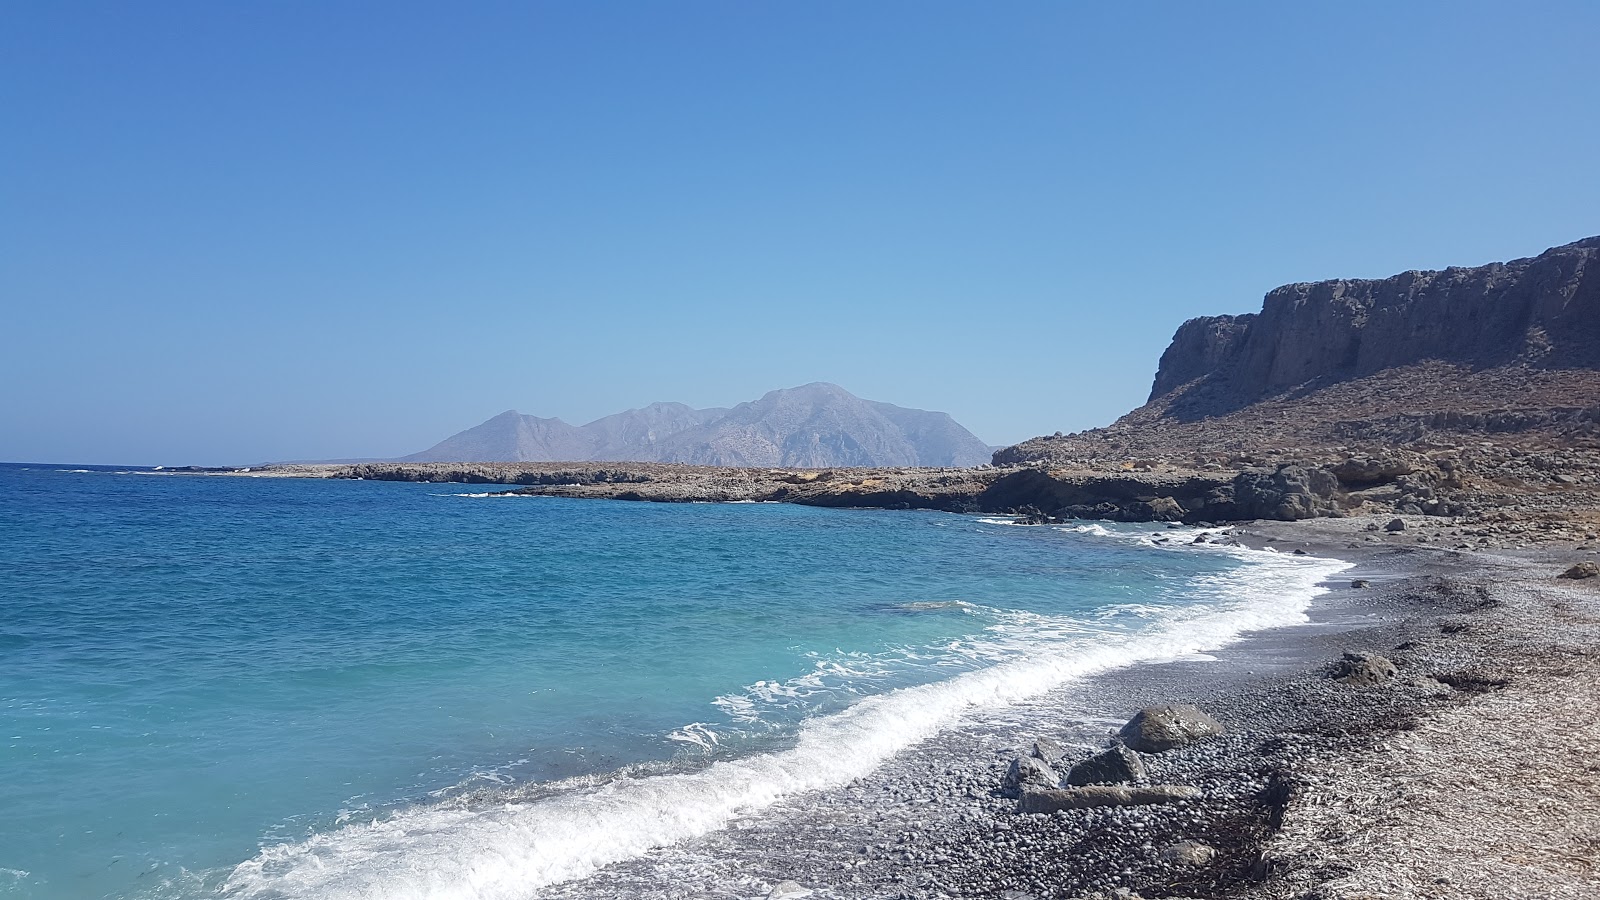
[530, 516, 1598, 899]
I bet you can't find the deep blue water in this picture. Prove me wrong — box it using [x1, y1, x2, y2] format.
[0, 464, 1342, 899]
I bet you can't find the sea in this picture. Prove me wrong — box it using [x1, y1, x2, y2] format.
[0, 463, 1345, 900]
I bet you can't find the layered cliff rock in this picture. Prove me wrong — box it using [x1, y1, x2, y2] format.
[1003, 236, 1600, 467]
[1149, 236, 1599, 421]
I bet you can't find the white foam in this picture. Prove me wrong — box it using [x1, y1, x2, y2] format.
[975, 516, 1032, 526]
[222, 548, 1347, 900]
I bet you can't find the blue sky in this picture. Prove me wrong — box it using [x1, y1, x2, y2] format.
[3, 2, 1597, 465]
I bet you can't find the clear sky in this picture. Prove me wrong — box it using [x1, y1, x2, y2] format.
[3, 2, 1597, 465]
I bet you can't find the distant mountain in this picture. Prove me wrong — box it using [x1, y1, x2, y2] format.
[402, 383, 991, 467]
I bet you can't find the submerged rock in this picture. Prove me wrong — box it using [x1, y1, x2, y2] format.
[1333, 651, 1398, 687]
[1003, 754, 1060, 795]
[1017, 784, 1201, 812]
[1065, 744, 1146, 786]
[1117, 705, 1225, 753]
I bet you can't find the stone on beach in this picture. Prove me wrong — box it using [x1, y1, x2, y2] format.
[766, 880, 812, 899]
[1065, 744, 1146, 786]
[1031, 736, 1066, 764]
[1017, 784, 1202, 813]
[1117, 705, 1224, 753]
[1159, 840, 1218, 867]
[1332, 651, 1398, 687]
[1003, 754, 1060, 795]
[1558, 561, 1599, 579]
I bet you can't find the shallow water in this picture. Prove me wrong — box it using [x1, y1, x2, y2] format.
[0, 464, 1342, 899]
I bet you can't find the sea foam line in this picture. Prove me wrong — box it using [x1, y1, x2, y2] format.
[222, 550, 1348, 900]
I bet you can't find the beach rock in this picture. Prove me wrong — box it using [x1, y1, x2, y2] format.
[1117, 705, 1224, 753]
[1407, 675, 1452, 693]
[1031, 737, 1066, 764]
[1159, 840, 1218, 867]
[1017, 784, 1201, 813]
[1385, 518, 1408, 532]
[1331, 454, 1417, 487]
[1558, 561, 1600, 579]
[1065, 744, 1146, 786]
[767, 881, 812, 900]
[1333, 651, 1398, 687]
[1003, 754, 1060, 795]
[1351, 578, 1371, 588]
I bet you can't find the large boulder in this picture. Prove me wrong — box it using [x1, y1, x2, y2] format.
[1205, 465, 1344, 521]
[1065, 745, 1147, 786]
[1017, 784, 1201, 813]
[1002, 754, 1059, 795]
[1332, 651, 1398, 687]
[1117, 705, 1224, 753]
[1331, 454, 1417, 487]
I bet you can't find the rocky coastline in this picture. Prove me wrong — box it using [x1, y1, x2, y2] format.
[530, 518, 1600, 900]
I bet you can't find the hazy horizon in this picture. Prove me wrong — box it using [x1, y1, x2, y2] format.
[4, 3, 1598, 465]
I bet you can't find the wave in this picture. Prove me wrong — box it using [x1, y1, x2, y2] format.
[220, 546, 1347, 900]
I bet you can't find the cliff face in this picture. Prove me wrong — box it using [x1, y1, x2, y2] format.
[1150, 237, 1600, 419]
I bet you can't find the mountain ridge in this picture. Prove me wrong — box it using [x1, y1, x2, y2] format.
[402, 383, 991, 467]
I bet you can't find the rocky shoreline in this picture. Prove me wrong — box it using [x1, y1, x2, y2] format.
[234, 447, 1600, 551]
[529, 516, 1600, 900]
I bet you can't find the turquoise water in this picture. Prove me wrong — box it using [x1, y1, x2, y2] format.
[0, 465, 1342, 899]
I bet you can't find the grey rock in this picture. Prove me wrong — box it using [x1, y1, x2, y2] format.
[1017, 784, 1202, 812]
[1385, 517, 1408, 532]
[1031, 737, 1066, 764]
[1002, 754, 1059, 795]
[1351, 578, 1372, 588]
[1117, 705, 1224, 753]
[1558, 561, 1600, 579]
[1159, 840, 1218, 867]
[1333, 651, 1398, 687]
[1065, 745, 1146, 786]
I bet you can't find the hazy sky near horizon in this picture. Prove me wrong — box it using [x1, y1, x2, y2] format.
[3, 2, 1598, 465]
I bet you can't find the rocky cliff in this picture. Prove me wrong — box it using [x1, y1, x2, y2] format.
[1149, 237, 1599, 420]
